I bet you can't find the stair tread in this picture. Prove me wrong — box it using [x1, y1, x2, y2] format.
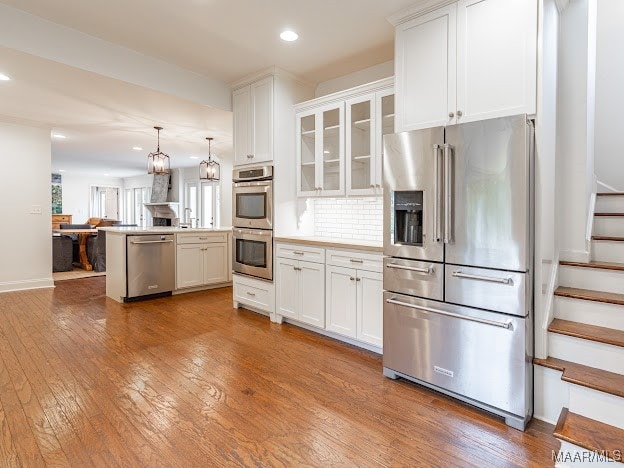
[555, 286, 624, 305]
[593, 236, 624, 241]
[597, 192, 624, 196]
[560, 260, 624, 272]
[554, 408, 624, 458]
[534, 357, 624, 398]
[549, 318, 624, 348]
[595, 212, 624, 217]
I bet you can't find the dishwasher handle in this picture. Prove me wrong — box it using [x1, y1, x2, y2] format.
[130, 240, 174, 245]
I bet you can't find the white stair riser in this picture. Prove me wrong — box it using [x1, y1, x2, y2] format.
[595, 196, 624, 213]
[559, 265, 624, 295]
[593, 217, 624, 237]
[534, 366, 569, 425]
[556, 441, 620, 467]
[569, 384, 624, 430]
[555, 296, 624, 331]
[549, 333, 624, 374]
[592, 240, 624, 263]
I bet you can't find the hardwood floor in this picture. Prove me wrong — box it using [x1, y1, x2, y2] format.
[0, 277, 559, 467]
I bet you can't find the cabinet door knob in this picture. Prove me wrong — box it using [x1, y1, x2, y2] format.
[449, 112, 454, 119]
[350, 277, 355, 281]
[457, 110, 463, 118]
[356, 278, 361, 282]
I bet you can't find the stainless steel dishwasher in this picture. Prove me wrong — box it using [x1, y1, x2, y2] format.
[126, 234, 175, 301]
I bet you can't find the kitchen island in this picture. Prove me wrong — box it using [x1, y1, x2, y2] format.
[102, 227, 232, 302]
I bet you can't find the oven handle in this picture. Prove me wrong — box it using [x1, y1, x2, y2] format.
[233, 180, 273, 188]
[233, 228, 273, 237]
[386, 298, 512, 329]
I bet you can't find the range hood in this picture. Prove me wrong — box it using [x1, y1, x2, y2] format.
[144, 202, 179, 219]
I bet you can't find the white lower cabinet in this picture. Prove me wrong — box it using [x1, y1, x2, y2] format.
[276, 242, 383, 350]
[275, 256, 325, 328]
[176, 234, 229, 289]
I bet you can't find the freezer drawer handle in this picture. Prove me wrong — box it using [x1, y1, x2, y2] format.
[452, 270, 512, 285]
[386, 263, 432, 274]
[130, 240, 174, 245]
[386, 298, 512, 329]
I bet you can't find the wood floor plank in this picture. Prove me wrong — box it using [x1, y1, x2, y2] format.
[0, 277, 560, 466]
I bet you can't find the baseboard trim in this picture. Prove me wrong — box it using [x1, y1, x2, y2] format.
[0, 278, 55, 294]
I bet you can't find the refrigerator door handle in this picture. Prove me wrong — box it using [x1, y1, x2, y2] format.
[386, 298, 512, 329]
[452, 270, 513, 285]
[443, 143, 453, 244]
[433, 144, 443, 243]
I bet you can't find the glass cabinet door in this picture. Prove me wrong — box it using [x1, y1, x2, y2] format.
[376, 90, 395, 191]
[320, 104, 344, 195]
[347, 95, 376, 195]
[298, 112, 317, 195]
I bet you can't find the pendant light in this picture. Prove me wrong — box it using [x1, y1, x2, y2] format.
[199, 137, 220, 181]
[147, 126, 171, 175]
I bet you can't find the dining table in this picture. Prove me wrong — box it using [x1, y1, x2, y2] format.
[53, 228, 99, 271]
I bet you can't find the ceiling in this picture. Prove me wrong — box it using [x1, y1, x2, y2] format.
[0, 0, 416, 84]
[0, 46, 232, 178]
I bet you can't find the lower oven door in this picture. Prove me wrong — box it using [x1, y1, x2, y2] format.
[383, 292, 530, 418]
[232, 228, 273, 280]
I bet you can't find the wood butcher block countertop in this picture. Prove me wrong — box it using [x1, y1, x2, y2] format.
[274, 236, 383, 252]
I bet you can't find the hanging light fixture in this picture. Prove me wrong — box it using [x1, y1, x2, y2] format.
[199, 137, 220, 181]
[147, 126, 171, 175]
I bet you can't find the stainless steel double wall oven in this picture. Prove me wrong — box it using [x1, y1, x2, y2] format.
[382, 115, 534, 430]
[232, 165, 274, 280]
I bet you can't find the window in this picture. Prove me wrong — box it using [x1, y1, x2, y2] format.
[90, 186, 120, 219]
[184, 180, 220, 227]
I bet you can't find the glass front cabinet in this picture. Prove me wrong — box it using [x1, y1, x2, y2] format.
[296, 79, 394, 198]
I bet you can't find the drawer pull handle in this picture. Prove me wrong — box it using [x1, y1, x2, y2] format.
[293, 251, 305, 256]
[386, 298, 512, 329]
[350, 277, 355, 281]
[349, 259, 364, 264]
[246, 292, 256, 297]
[199, 237, 209, 240]
[294, 267, 302, 271]
[386, 263, 432, 274]
[356, 278, 361, 282]
[452, 271, 512, 285]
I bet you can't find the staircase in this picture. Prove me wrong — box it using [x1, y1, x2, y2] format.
[535, 192, 624, 466]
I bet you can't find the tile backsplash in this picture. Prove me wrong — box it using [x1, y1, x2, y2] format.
[313, 197, 383, 242]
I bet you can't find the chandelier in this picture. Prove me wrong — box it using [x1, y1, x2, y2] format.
[147, 126, 170, 175]
[199, 137, 220, 181]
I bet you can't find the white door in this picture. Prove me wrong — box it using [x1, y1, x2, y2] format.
[326, 265, 357, 338]
[356, 270, 383, 348]
[276, 257, 299, 319]
[250, 76, 274, 163]
[104, 188, 119, 219]
[395, 4, 457, 132]
[346, 93, 376, 196]
[203, 243, 228, 284]
[318, 103, 345, 196]
[297, 108, 319, 197]
[299, 260, 325, 328]
[456, 0, 537, 123]
[233, 86, 251, 165]
[176, 244, 205, 289]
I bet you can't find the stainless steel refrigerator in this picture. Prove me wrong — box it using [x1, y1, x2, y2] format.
[382, 114, 533, 430]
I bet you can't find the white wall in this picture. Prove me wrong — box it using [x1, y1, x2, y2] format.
[60, 173, 123, 222]
[594, 0, 624, 191]
[315, 61, 394, 97]
[556, 0, 597, 261]
[0, 122, 54, 292]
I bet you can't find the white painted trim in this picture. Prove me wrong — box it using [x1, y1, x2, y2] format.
[230, 66, 316, 91]
[295, 77, 394, 112]
[559, 248, 590, 263]
[387, 0, 457, 26]
[0, 278, 55, 294]
[586, 191, 596, 242]
[536, 252, 559, 359]
[554, 0, 570, 13]
[597, 180, 621, 193]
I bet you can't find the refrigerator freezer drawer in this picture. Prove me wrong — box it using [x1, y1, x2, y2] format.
[383, 257, 443, 301]
[445, 265, 528, 317]
[383, 292, 530, 418]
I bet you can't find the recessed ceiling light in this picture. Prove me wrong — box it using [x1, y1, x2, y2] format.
[0, 73, 10, 81]
[280, 30, 298, 42]
[190, 156, 199, 160]
[132, 146, 143, 151]
[104, 173, 110, 176]
[52, 133, 66, 139]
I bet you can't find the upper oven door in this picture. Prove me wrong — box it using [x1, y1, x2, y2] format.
[232, 181, 273, 230]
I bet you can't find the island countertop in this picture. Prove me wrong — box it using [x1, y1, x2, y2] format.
[100, 226, 233, 235]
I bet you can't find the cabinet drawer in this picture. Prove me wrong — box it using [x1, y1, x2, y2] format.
[445, 265, 528, 317]
[233, 274, 275, 313]
[326, 249, 382, 272]
[275, 243, 325, 263]
[383, 258, 443, 301]
[177, 233, 228, 244]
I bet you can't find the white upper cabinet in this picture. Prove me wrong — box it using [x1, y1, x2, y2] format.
[456, 0, 537, 123]
[233, 76, 274, 166]
[393, 0, 537, 131]
[395, 4, 457, 132]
